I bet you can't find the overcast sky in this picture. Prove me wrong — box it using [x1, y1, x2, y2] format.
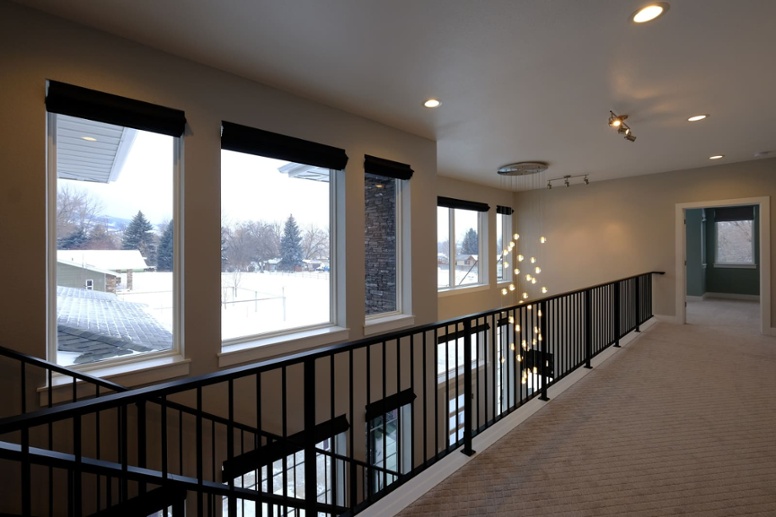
[63, 131, 328, 229]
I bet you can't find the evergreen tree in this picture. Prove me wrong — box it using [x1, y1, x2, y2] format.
[157, 220, 174, 272]
[460, 228, 479, 255]
[58, 227, 89, 249]
[279, 214, 304, 272]
[122, 210, 156, 266]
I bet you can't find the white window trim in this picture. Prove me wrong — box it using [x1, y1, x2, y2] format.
[46, 113, 184, 375]
[219, 161, 344, 354]
[364, 313, 416, 336]
[39, 354, 191, 406]
[437, 207, 488, 291]
[219, 325, 350, 368]
[714, 219, 756, 267]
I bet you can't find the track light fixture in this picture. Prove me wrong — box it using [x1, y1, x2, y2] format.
[547, 174, 590, 189]
[609, 111, 636, 142]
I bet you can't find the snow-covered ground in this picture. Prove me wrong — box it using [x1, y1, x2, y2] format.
[112, 270, 332, 341]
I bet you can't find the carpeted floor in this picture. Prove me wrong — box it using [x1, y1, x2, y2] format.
[398, 299, 776, 516]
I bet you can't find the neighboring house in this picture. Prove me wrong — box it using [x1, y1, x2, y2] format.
[57, 250, 148, 290]
[56, 260, 118, 293]
[457, 254, 478, 267]
[437, 253, 449, 265]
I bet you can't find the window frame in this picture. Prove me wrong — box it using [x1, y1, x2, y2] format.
[366, 400, 413, 495]
[46, 110, 184, 374]
[218, 123, 350, 366]
[364, 173, 403, 319]
[496, 206, 513, 284]
[713, 219, 756, 268]
[437, 200, 489, 292]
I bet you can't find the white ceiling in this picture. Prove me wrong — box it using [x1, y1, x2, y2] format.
[15, 0, 776, 190]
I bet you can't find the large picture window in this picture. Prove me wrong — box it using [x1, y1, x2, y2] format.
[220, 122, 347, 345]
[437, 197, 489, 290]
[46, 81, 184, 368]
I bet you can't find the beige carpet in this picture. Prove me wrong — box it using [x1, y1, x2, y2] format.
[398, 299, 776, 516]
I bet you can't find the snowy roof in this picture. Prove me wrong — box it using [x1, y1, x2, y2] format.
[58, 250, 148, 272]
[57, 286, 171, 365]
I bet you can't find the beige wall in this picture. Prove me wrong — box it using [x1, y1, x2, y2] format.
[0, 1, 437, 376]
[511, 159, 775, 325]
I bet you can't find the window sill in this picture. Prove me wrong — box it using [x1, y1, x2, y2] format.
[364, 314, 416, 337]
[712, 263, 757, 269]
[39, 354, 191, 406]
[219, 326, 350, 368]
[438, 284, 490, 298]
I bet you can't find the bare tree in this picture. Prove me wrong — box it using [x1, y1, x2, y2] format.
[301, 224, 329, 260]
[56, 184, 103, 245]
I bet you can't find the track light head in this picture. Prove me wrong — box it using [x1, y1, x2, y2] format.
[584, 176, 589, 185]
[624, 133, 637, 142]
[608, 111, 628, 128]
[547, 181, 552, 189]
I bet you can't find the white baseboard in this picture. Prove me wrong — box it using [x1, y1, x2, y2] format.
[654, 313, 678, 324]
[361, 319, 657, 516]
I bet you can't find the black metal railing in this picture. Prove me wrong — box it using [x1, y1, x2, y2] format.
[0, 272, 662, 516]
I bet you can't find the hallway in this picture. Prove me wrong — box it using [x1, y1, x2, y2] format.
[397, 299, 776, 516]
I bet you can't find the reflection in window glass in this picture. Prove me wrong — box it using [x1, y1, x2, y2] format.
[221, 151, 334, 342]
[51, 114, 177, 367]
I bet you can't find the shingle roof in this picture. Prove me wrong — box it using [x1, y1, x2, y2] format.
[57, 286, 172, 365]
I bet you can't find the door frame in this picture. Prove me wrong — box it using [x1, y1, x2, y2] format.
[675, 196, 771, 334]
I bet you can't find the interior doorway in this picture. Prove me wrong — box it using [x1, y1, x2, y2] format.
[675, 197, 771, 334]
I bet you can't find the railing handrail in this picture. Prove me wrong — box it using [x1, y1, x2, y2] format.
[0, 343, 282, 441]
[0, 440, 344, 515]
[0, 343, 125, 393]
[0, 271, 663, 435]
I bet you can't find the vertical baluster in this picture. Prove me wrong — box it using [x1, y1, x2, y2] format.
[409, 334, 416, 474]
[395, 337, 402, 479]
[539, 301, 550, 401]
[196, 387, 203, 516]
[422, 331, 428, 464]
[303, 358, 317, 514]
[635, 275, 641, 331]
[73, 414, 82, 516]
[348, 349, 356, 510]
[137, 400, 147, 496]
[462, 319, 474, 456]
[585, 289, 593, 370]
[227, 379, 236, 517]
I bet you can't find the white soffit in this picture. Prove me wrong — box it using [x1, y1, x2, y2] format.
[56, 115, 137, 184]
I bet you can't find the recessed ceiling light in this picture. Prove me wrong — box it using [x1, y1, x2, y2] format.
[709, 155, 724, 160]
[423, 98, 441, 108]
[687, 114, 708, 122]
[631, 2, 670, 24]
[81, 136, 97, 142]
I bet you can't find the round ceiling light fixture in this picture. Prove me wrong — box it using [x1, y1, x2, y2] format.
[709, 155, 725, 160]
[687, 114, 709, 122]
[497, 161, 549, 176]
[423, 98, 441, 108]
[631, 2, 670, 24]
